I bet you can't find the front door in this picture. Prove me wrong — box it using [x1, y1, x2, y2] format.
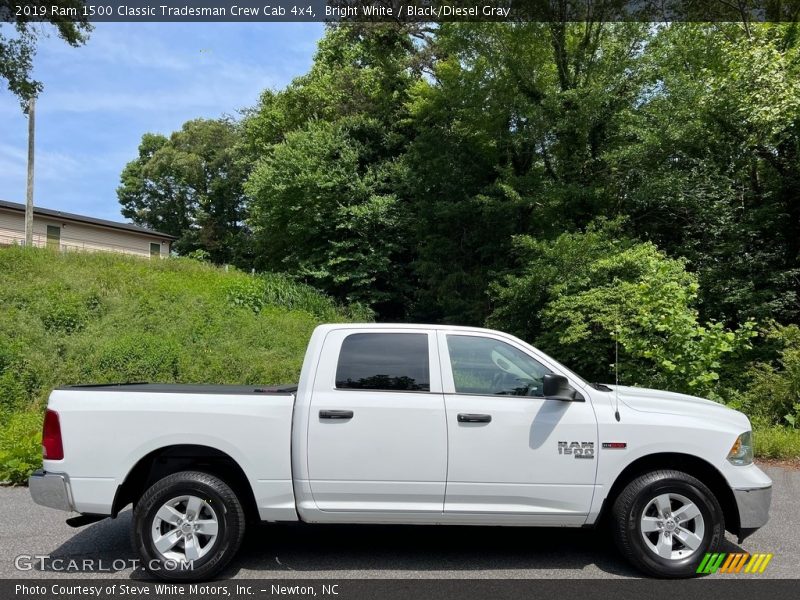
[307, 329, 447, 513]
[46, 225, 60, 249]
[439, 331, 598, 523]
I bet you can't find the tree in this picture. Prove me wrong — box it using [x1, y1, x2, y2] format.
[403, 20, 800, 332]
[402, 21, 650, 323]
[0, 0, 90, 108]
[246, 118, 409, 310]
[241, 22, 427, 154]
[118, 119, 251, 266]
[613, 23, 800, 325]
[242, 24, 422, 314]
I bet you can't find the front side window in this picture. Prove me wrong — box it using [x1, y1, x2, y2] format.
[447, 335, 551, 397]
[336, 333, 430, 392]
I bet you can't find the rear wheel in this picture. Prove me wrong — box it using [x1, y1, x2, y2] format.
[132, 470, 245, 580]
[612, 469, 724, 578]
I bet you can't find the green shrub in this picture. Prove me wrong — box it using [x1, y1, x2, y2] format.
[227, 273, 373, 322]
[726, 323, 800, 427]
[0, 409, 42, 485]
[84, 334, 182, 382]
[488, 220, 756, 397]
[753, 425, 800, 460]
[0, 328, 44, 412]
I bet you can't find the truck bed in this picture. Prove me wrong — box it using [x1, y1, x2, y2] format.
[47, 382, 298, 520]
[59, 382, 298, 395]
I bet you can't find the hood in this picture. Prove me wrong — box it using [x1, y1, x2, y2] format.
[608, 384, 750, 431]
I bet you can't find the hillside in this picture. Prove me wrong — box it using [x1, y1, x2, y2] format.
[0, 247, 371, 482]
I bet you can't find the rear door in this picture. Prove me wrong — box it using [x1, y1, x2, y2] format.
[439, 331, 598, 523]
[307, 328, 447, 513]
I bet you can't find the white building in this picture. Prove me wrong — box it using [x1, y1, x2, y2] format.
[0, 200, 176, 258]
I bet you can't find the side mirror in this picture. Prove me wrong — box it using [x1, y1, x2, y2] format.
[543, 373, 583, 402]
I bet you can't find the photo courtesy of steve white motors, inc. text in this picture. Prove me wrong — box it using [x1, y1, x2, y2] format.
[14, 583, 339, 597]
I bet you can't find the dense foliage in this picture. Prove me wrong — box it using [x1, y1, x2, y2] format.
[246, 119, 409, 311]
[488, 222, 757, 397]
[727, 324, 800, 428]
[0, 247, 370, 483]
[117, 22, 799, 403]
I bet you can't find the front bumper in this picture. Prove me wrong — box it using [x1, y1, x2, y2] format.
[29, 469, 75, 512]
[733, 484, 772, 542]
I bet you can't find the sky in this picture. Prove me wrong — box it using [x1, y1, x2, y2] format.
[0, 22, 324, 222]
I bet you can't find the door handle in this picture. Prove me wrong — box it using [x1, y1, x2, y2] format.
[457, 413, 492, 423]
[319, 409, 354, 420]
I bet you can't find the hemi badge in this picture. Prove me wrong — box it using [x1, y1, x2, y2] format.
[602, 442, 627, 449]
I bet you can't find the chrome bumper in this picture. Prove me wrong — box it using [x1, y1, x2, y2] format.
[734, 484, 771, 536]
[29, 469, 75, 512]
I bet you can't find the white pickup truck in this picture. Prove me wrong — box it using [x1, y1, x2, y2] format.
[30, 324, 771, 579]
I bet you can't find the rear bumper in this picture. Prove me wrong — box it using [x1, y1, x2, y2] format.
[29, 469, 75, 512]
[733, 484, 771, 541]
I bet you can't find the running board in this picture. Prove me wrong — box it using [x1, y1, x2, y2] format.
[66, 514, 107, 528]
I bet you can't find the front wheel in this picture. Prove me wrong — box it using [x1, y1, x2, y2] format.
[612, 469, 724, 578]
[132, 471, 246, 580]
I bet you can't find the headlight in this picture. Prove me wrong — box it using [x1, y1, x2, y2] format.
[727, 431, 753, 466]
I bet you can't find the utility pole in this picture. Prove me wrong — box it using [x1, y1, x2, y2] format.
[25, 95, 36, 247]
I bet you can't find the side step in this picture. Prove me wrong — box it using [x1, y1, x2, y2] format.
[66, 514, 107, 528]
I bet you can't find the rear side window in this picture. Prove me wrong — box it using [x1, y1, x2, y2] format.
[335, 333, 430, 392]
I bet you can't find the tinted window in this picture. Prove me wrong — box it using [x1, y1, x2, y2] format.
[447, 335, 551, 397]
[336, 333, 430, 392]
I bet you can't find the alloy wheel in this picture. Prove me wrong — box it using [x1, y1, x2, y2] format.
[150, 495, 219, 563]
[640, 492, 705, 560]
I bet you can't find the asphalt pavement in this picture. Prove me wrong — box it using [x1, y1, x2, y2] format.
[1, 464, 797, 580]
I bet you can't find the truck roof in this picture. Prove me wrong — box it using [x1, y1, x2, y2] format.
[58, 383, 298, 395]
[314, 323, 502, 334]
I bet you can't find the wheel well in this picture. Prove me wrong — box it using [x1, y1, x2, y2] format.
[599, 453, 740, 534]
[111, 445, 259, 522]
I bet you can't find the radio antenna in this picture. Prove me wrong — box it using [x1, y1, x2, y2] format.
[614, 323, 621, 422]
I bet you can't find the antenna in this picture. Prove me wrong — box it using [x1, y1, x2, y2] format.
[614, 323, 621, 422]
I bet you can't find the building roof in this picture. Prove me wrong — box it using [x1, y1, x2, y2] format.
[0, 199, 177, 240]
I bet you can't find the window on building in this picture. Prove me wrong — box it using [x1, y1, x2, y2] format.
[335, 333, 430, 392]
[150, 242, 161, 258]
[46, 225, 60, 249]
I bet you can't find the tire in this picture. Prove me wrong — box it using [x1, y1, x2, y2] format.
[132, 470, 246, 581]
[612, 469, 724, 578]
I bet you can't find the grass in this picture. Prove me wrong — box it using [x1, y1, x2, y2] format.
[753, 426, 800, 460]
[0, 246, 371, 484]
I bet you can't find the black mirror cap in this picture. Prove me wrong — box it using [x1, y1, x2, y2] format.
[543, 373, 584, 401]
